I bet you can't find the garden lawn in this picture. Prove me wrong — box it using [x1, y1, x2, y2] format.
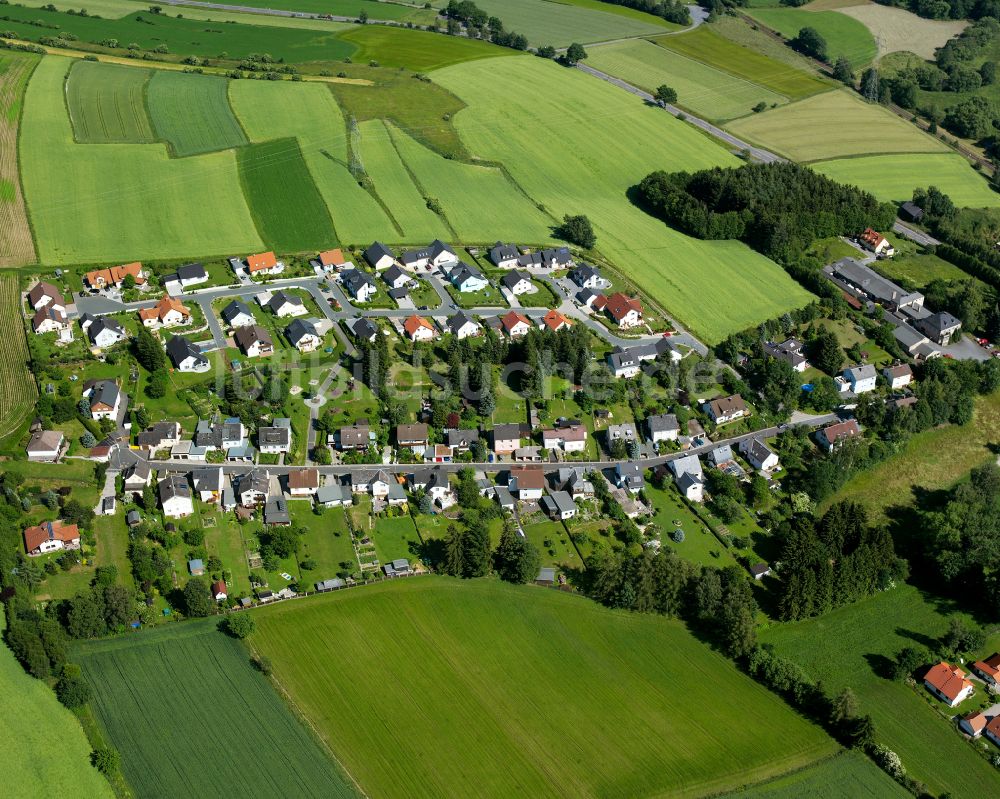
[721, 750, 908, 797]
[521, 518, 582, 569]
[762, 585, 1000, 797]
[834, 3, 966, 59]
[336, 26, 514, 71]
[746, 7, 877, 67]
[646, 482, 738, 568]
[373, 514, 422, 564]
[297, 504, 357, 579]
[812, 153, 1000, 207]
[0, 610, 113, 798]
[146, 71, 248, 157]
[587, 39, 789, 121]
[65, 60, 155, 143]
[726, 90, 948, 162]
[434, 57, 813, 343]
[253, 577, 837, 798]
[76, 621, 357, 798]
[21, 56, 262, 263]
[651, 26, 829, 100]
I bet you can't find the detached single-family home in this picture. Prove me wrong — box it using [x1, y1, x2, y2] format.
[221, 300, 255, 329]
[363, 241, 396, 270]
[489, 242, 519, 268]
[509, 467, 544, 500]
[166, 336, 209, 373]
[24, 520, 80, 556]
[285, 319, 321, 353]
[238, 469, 270, 507]
[859, 227, 895, 257]
[246, 251, 284, 276]
[28, 282, 66, 312]
[234, 325, 274, 358]
[403, 315, 436, 342]
[670, 454, 705, 502]
[446, 429, 479, 454]
[85, 317, 126, 349]
[136, 422, 181, 452]
[840, 364, 877, 394]
[347, 317, 379, 343]
[739, 437, 779, 473]
[606, 339, 675, 379]
[175, 262, 208, 287]
[318, 248, 349, 271]
[764, 338, 808, 372]
[211, 580, 228, 601]
[971, 653, 1000, 690]
[401, 246, 432, 271]
[607, 422, 638, 445]
[602, 293, 643, 329]
[429, 240, 458, 268]
[338, 423, 370, 452]
[159, 474, 193, 518]
[706, 394, 748, 425]
[287, 468, 319, 497]
[960, 711, 988, 738]
[140, 296, 191, 328]
[884, 363, 914, 390]
[396, 423, 429, 450]
[83, 380, 122, 421]
[259, 419, 292, 454]
[85, 261, 145, 290]
[917, 311, 962, 345]
[267, 291, 307, 318]
[539, 309, 572, 333]
[501, 311, 532, 339]
[26, 430, 65, 462]
[501, 271, 533, 296]
[646, 413, 679, 444]
[342, 269, 377, 302]
[492, 423, 522, 456]
[32, 305, 70, 335]
[923, 662, 974, 707]
[541, 490, 577, 520]
[542, 247, 573, 268]
[123, 461, 152, 497]
[615, 462, 644, 494]
[316, 483, 349, 508]
[447, 312, 481, 340]
[568, 264, 604, 289]
[817, 419, 861, 452]
[542, 426, 587, 453]
[383, 264, 410, 291]
[192, 467, 223, 503]
[448, 263, 489, 293]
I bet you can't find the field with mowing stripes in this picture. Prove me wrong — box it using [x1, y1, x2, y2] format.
[721, 751, 908, 797]
[224, 0, 433, 21]
[835, 3, 965, 59]
[0, 53, 37, 266]
[727, 90, 948, 161]
[146, 72, 247, 157]
[65, 60, 154, 143]
[76, 621, 358, 799]
[253, 578, 838, 799]
[650, 26, 830, 100]
[812, 153, 1000, 207]
[22, 57, 262, 263]
[0, 273, 36, 442]
[238, 138, 336, 251]
[587, 39, 788, 121]
[336, 26, 516, 71]
[747, 7, 877, 67]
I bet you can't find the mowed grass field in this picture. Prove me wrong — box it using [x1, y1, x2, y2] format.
[21, 57, 263, 263]
[0, 611, 113, 798]
[146, 71, 247, 157]
[336, 26, 516, 71]
[226, 0, 433, 21]
[0, 273, 36, 442]
[747, 7, 877, 67]
[76, 621, 358, 799]
[722, 751, 908, 797]
[812, 153, 1000, 207]
[65, 60, 155, 143]
[238, 137, 336, 251]
[435, 57, 813, 342]
[762, 585, 1000, 797]
[587, 39, 789, 121]
[727, 90, 948, 162]
[0, 52, 38, 266]
[252, 578, 838, 799]
[651, 26, 830, 100]
[834, 3, 966, 59]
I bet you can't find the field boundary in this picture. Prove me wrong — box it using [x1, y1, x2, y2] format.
[2, 52, 39, 267]
[385, 122, 458, 239]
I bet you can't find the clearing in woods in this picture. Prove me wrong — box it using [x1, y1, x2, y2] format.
[252, 578, 839, 799]
[65, 60, 155, 143]
[833, 3, 966, 59]
[0, 53, 37, 266]
[146, 71, 248, 157]
[75, 621, 359, 799]
[0, 273, 36, 442]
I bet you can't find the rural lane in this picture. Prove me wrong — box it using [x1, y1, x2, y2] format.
[892, 220, 940, 248]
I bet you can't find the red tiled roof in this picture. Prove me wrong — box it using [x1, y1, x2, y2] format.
[541, 308, 572, 332]
[924, 661, 972, 703]
[403, 315, 433, 336]
[247, 252, 278, 272]
[318, 248, 346, 267]
[23, 520, 79, 553]
[604, 292, 642, 321]
[501, 311, 531, 333]
[86, 262, 144, 288]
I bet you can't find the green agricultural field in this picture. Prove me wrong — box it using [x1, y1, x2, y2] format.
[812, 153, 1000, 207]
[253, 578, 838, 799]
[76, 621, 358, 798]
[434, 57, 813, 342]
[834, 3, 966, 60]
[223, 0, 433, 22]
[22, 56, 262, 263]
[238, 138, 336, 251]
[65, 60, 155, 143]
[0, 275, 37, 443]
[0, 611, 114, 798]
[747, 7, 877, 67]
[587, 39, 789, 121]
[651, 26, 830, 100]
[336, 26, 515, 72]
[0, 53, 38, 267]
[723, 750, 909, 797]
[762, 585, 1000, 797]
[146, 71, 247, 157]
[727, 90, 948, 162]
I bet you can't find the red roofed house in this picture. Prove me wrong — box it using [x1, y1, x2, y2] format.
[24, 520, 80, 556]
[987, 715, 1000, 748]
[318, 248, 348, 271]
[138, 295, 191, 329]
[539, 308, 572, 333]
[603, 292, 643, 329]
[817, 419, 861, 452]
[859, 228, 895, 257]
[960, 711, 988, 738]
[971, 653, 1000, 689]
[246, 251, 284, 276]
[211, 579, 228, 601]
[403, 315, 436, 342]
[28, 282, 66, 312]
[501, 311, 532, 339]
[923, 661, 974, 707]
[85, 262, 145, 290]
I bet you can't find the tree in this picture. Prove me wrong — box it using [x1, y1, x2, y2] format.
[536, 45, 556, 59]
[56, 671, 92, 708]
[444, 524, 464, 576]
[832, 55, 853, 84]
[91, 747, 120, 777]
[811, 327, 843, 375]
[830, 687, 859, 730]
[80, 431, 97, 448]
[183, 576, 214, 617]
[223, 613, 255, 639]
[134, 325, 165, 372]
[146, 369, 168, 399]
[849, 714, 876, 749]
[792, 27, 827, 61]
[494, 523, 541, 584]
[654, 84, 677, 105]
[462, 518, 492, 578]
[563, 42, 587, 65]
[749, 474, 770, 508]
[556, 214, 596, 249]
[893, 645, 929, 680]
[943, 96, 996, 139]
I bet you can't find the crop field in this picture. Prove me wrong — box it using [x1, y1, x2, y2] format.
[22, 57, 262, 264]
[812, 153, 1000, 207]
[747, 7, 877, 67]
[359, 120, 449, 240]
[834, 3, 966, 59]
[0, 53, 37, 266]
[226, 0, 434, 22]
[0, 611, 113, 798]
[587, 39, 789, 121]
[434, 57, 813, 342]
[65, 60, 155, 144]
[238, 138, 336, 252]
[727, 90, 948, 162]
[336, 26, 515, 72]
[763, 585, 1000, 797]
[650, 26, 830, 100]
[0, 274, 36, 442]
[722, 751, 908, 797]
[76, 621, 358, 798]
[146, 71, 247, 157]
[253, 578, 837, 799]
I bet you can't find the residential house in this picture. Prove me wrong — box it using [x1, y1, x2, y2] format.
[266, 291, 306, 318]
[646, 413, 679, 444]
[285, 319, 321, 353]
[542, 426, 587, 453]
[191, 467, 223, 503]
[541, 490, 577, 520]
[28, 282, 66, 311]
[315, 483, 349, 508]
[195, 418, 246, 452]
[447, 312, 481, 340]
[817, 419, 861, 452]
[606, 422, 638, 447]
[971, 653, 1000, 690]
[363, 241, 396, 270]
[489, 242, 519, 268]
[382, 264, 410, 291]
[211, 580, 228, 601]
[24, 520, 80, 556]
[750, 563, 772, 580]
[764, 338, 808, 372]
[136, 422, 181, 452]
[492, 423, 522, 456]
[411, 468, 453, 507]
[706, 394, 748, 425]
[516, 252, 544, 268]
[342, 269, 377, 302]
[429, 240, 458, 268]
[960, 711, 988, 738]
[739, 437, 780, 473]
[83, 380, 122, 421]
[26, 430, 65, 462]
[839, 364, 877, 394]
[500, 311, 532, 339]
[670, 454, 705, 502]
[85, 317, 126, 348]
[568, 264, 604, 289]
[859, 227, 895, 257]
[234, 325, 274, 358]
[264, 497, 291, 526]
[401, 246, 432, 271]
[85, 261, 144, 290]
[238, 470, 270, 507]
[508, 467, 544, 500]
[288, 468, 319, 497]
[175, 262, 208, 287]
[551, 466, 594, 499]
[606, 339, 675, 379]
[159, 474, 193, 518]
[403, 315, 436, 342]
[396, 423, 429, 451]
[259, 419, 292, 454]
[539, 309, 572, 333]
[32, 305, 70, 335]
[615, 462, 644, 493]
[884, 363, 914, 390]
[166, 336, 209, 373]
[500, 271, 533, 296]
[707, 443, 735, 469]
[917, 311, 962, 345]
[338, 424, 370, 452]
[246, 251, 284, 276]
[347, 317, 379, 343]
[541, 247, 573, 268]
[221, 300, 255, 328]
[446, 429, 479, 454]
[602, 293, 643, 329]
[448, 262, 489, 293]
[923, 662, 974, 707]
[122, 462, 152, 497]
[318, 248, 349, 271]
[383, 558, 412, 577]
[987, 717, 1000, 748]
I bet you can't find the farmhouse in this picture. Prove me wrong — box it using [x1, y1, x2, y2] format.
[246, 251, 284, 276]
[763, 338, 808, 372]
[492, 423, 523, 456]
[85, 261, 144, 290]
[448, 262, 489, 293]
[923, 661, 974, 707]
[342, 269, 377, 302]
[28, 281, 66, 311]
[883, 363, 913, 390]
[501, 271, 533, 296]
[266, 291, 306, 318]
[706, 395, 748, 425]
[404, 315, 437, 342]
[739, 437, 779, 473]
[816, 419, 860, 452]
[175, 262, 208, 287]
[234, 325, 274, 358]
[508, 466, 544, 500]
[26, 430, 65, 462]
[363, 241, 396, 270]
[288, 468, 319, 497]
[83, 379, 122, 421]
[222, 300, 255, 329]
[541, 490, 577, 520]
[318, 248, 349, 271]
[602, 293, 643, 329]
[383, 265, 410, 291]
[139, 295, 190, 328]
[32, 305, 69, 335]
[166, 336, 209, 373]
[84, 317, 126, 348]
[447, 312, 481, 339]
[489, 242, 519, 268]
[23, 520, 80, 556]
[646, 413, 679, 444]
[501, 311, 532, 339]
[159, 474, 193, 518]
[859, 228, 894, 257]
[285, 319, 321, 353]
[259, 419, 292, 454]
[539, 309, 572, 333]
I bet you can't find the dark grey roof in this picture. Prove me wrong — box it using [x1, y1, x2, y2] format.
[447, 312, 478, 334]
[568, 264, 601, 285]
[89, 379, 120, 409]
[165, 335, 206, 368]
[401, 247, 431, 265]
[446, 429, 479, 447]
[264, 497, 290, 524]
[285, 318, 318, 346]
[541, 247, 572, 266]
[192, 467, 223, 492]
[363, 241, 394, 266]
[87, 317, 124, 344]
[430, 240, 455, 259]
[350, 318, 378, 340]
[222, 299, 253, 324]
[492, 423, 522, 441]
[343, 269, 375, 293]
[500, 271, 532, 290]
[647, 413, 679, 434]
[450, 263, 484, 286]
[158, 474, 190, 502]
[383, 264, 407, 285]
[234, 324, 272, 351]
[388, 286, 409, 300]
[176, 262, 206, 281]
[239, 469, 269, 495]
[259, 425, 291, 447]
[267, 290, 303, 313]
[489, 241, 519, 263]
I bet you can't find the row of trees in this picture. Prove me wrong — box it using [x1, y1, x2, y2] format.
[591, 0, 690, 24]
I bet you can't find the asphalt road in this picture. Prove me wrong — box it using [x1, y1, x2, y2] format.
[892, 219, 941, 248]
